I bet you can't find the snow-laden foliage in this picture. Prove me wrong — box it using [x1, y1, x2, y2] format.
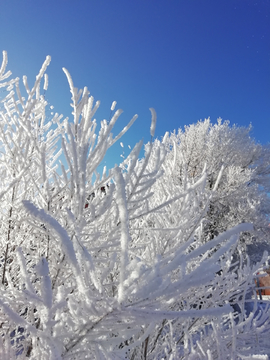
[157, 121, 270, 262]
[0, 51, 269, 359]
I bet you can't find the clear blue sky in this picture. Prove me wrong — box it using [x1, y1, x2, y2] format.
[0, 0, 269, 170]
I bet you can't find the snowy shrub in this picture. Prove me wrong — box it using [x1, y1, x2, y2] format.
[0, 51, 269, 359]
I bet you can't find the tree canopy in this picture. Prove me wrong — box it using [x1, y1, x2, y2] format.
[156, 119, 270, 261]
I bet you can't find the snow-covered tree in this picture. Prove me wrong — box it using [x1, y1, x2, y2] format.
[157, 120, 270, 262]
[0, 51, 270, 359]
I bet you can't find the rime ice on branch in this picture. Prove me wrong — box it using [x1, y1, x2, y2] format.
[0, 51, 269, 359]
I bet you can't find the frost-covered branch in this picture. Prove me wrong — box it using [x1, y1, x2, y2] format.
[0, 51, 269, 359]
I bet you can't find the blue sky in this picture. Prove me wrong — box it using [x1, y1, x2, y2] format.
[0, 0, 269, 170]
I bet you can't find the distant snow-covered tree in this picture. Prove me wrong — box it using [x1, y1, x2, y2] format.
[0, 51, 269, 359]
[157, 120, 270, 262]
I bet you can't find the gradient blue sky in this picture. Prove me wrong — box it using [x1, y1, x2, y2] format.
[1, 0, 269, 170]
